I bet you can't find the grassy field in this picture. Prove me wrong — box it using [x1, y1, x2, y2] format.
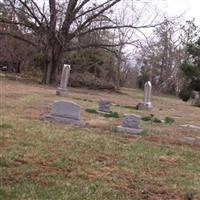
[0, 78, 200, 200]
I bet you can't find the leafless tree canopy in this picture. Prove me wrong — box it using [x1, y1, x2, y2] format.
[0, 0, 161, 84]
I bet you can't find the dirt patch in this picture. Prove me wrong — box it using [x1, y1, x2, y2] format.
[45, 146, 63, 158]
[146, 188, 181, 200]
[0, 139, 13, 149]
[87, 166, 134, 183]
[23, 106, 50, 119]
[112, 183, 136, 194]
[26, 165, 74, 179]
[86, 119, 116, 130]
[143, 135, 200, 149]
[158, 155, 181, 164]
[0, 177, 20, 187]
[112, 183, 182, 199]
[3, 93, 27, 99]
[95, 154, 117, 167]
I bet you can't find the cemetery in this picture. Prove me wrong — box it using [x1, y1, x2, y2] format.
[1, 76, 200, 199]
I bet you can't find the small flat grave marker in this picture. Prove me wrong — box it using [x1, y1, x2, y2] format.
[116, 114, 142, 134]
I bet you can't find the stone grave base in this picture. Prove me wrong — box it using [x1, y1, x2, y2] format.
[44, 114, 85, 127]
[97, 111, 110, 115]
[181, 124, 200, 130]
[136, 102, 151, 110]
[116, 126, 142, 134]
[56, 88, 68, 97]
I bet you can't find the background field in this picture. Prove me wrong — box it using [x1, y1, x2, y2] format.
[0, 78, 200, 200]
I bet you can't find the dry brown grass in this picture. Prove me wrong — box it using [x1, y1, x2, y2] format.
[0, 78, 200, 200]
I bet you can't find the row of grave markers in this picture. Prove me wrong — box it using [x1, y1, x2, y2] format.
[55, 64, 152, 109]
[44, 64, 153, 134]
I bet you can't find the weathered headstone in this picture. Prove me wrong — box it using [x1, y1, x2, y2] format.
[137, 81, 152, 110]
[191, 91, 200, 106]
[56, 64, 71, 96]
[116, 114, 142, 134]
[44, 100, 85, 127]
[98, 100, 111, 113]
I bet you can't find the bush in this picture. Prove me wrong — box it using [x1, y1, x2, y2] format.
[137, 73, 150, 89]
[164, 117, 175, 124]
[178, 85, 191, 102]
[69, 72, 116, 90]
[141, 116, 151, 121]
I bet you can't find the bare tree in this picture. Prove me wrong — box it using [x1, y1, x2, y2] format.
[0, 0, 161, 84]
[135, 18, 193, 94]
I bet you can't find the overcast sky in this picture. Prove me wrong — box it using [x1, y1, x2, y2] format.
[159, 0, 200, 24]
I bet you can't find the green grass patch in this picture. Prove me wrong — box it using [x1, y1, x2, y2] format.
[141, 115, 162, 123]
[73, 97, 93, 102]
[103, 111, 119, 118]
[115, 104, 136, 110]
[85, 108, 98, 114]
[85, 108, 119, 118]
[141, 116, 151, 121]
[151, 130, 170, 136]
[164, 117, 175, 124]
[73, 97, 82, 100]
[142, 116, 175, 124]
[0, 136, 7, 145]
[152, 117, 162, 123]
[0, 123, 13, 129]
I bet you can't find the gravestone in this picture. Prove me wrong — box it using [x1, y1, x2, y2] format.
[191, 91, 200, 106]
[137, 81, 152, 110]
[116, 114, 142, 134]
[56, 64, 71, 96]
[178, 136, 197, 145]
[98, 100, 111, 113]
[44, 100, 85, 127]
[181, 124, 200, 130]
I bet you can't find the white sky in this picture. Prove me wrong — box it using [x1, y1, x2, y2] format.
[159, 0, 200, 24]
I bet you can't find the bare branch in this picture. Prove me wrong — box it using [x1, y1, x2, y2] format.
[0, 18, 40, 32]
[17, 0, 43, 27]
[74, 0, 90, 13]
[65, 40, 138, 52]
[0, 32, 36, 46]
[77, 22, 163, 37]
[61, 0, 79, 34]
[30, 0, 49, 26]
[72, 0, 121, 37]
[74, 0, 116, 20]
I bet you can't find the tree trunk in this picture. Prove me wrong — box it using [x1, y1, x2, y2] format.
[43, 45, 63, 84]
[42, 59, 48, 84]
[16, 62, 21, 73]
[46, 50, 53, 84]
